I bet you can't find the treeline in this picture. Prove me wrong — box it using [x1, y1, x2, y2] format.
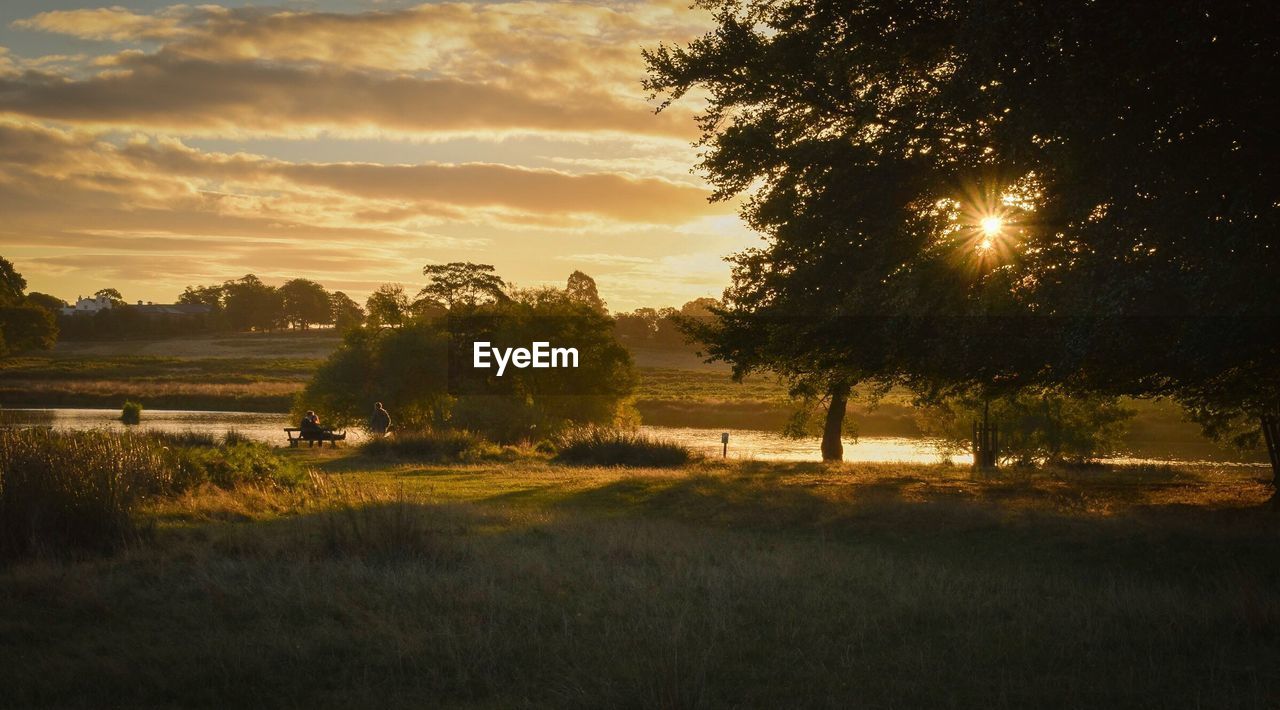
[44, 263, 720, 350]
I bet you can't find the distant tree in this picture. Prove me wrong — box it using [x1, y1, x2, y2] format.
[279, 279, 332, 329]
[0, 259, 57, 355]
[330, 291, 365, 332]
[301, 285, 634, 439]
[0, 257, 27, 306]
[93, 288, 125, 306]
[221, 275, 283, 331]
[24, 292, 66, 313]
[0, 306, 57, 355]
[614, 308, 659, 343]
[178, 284, 224, 309]
[366, 284, 411, 329]
[418, 262, 507, 310]
[566, 271, 606, 312]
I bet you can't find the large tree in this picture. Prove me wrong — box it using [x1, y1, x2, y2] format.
[566, 271, 606, 312]
[0, 257, 27, 306]
[221, 275, 283, 331]
[330, 291, 365, 332]
[365, 284, 411, 329]
[646, 0, 1277, 477]
[279, 278, 332, 330]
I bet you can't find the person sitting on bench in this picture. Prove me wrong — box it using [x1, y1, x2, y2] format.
[299, 410, 323, 441]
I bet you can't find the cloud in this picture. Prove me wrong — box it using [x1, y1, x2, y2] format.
[0, 53, 691, 140]
[0, 121, 718, 226]
[4, 2, 708, 140]
[1, 2, 746, 311]
[557, 253, 655, 266]
[12, 6, 189, 42]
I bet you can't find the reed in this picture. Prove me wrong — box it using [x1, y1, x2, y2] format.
[0, 428, 302, 558]
[554, 427, 691, 467]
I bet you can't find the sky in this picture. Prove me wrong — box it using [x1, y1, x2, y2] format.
[0, 0, 754, 311]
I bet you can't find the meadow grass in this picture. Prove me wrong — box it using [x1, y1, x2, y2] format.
[2, 455, 1276, 708]
[359, 430, 501, 462]
[554, 427, 692, 467]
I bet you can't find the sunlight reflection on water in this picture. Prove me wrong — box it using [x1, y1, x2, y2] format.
[0, 409, 1266, 466]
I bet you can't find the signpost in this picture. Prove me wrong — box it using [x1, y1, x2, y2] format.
[721, 431, 729, 458]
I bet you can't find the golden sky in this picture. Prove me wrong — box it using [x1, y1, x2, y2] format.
[0, 1, 751, 311]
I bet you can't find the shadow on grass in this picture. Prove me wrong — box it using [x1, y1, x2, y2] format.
[6, 477, 1280, 709]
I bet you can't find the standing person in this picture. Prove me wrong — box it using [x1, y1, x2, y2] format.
[369, 402, 391, 436]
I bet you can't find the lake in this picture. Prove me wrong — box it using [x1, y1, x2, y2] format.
[0, 408, 1268, 466]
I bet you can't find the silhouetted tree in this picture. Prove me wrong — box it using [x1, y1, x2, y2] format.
[0, 257, 27, 306]
[366, 284, 411, 329]
[178, 284, 224, 309]
[279, 278, 332, 329]
[566, 270, 606, 312]
[647, 0, 1278, 475]
[24, 292, 66, 314]
[418, 262, 507, 310]
[0, 258, 57, 355]
[222, 275, 282, 331]
[93, 288, 125, 306]
[330, 291, 365, 332]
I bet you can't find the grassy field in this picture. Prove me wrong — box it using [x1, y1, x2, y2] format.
[0, 356, 316, 411]
[3, 450, 1278, 708]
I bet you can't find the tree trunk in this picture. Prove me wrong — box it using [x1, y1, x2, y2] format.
[1261, 414, 1279, 509]
[821, 381, 851, 462]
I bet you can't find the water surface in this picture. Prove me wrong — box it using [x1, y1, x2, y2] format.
[1, 408, 1267, 466]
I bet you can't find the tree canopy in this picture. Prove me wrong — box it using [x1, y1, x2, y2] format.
[646, 0, 1278, 472]
[419, 263, 507, 310]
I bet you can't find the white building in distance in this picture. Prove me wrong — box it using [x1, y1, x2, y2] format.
[61, 294, 116, 316]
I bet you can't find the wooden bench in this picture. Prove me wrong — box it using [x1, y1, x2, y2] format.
[284, 427, 347, 448]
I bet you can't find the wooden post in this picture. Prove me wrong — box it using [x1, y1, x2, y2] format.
[721, 431, 729, 459]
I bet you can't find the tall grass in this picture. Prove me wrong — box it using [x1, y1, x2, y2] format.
[359, 430, 498, 462]
[0, 428, 303, 559]
[0, 429, 163, 556]
[554, 427, 692, 467]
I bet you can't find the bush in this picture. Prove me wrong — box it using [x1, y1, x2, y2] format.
[554, 428, 691, 468]
[0, 429, 163, 557]
[168, 441, 306, 491]
[120, 400, 143, 425]
[0, 429, 302, 558]
[359, 430, 497, 463]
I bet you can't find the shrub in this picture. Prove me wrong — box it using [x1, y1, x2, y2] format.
[0, 429, 303, 558]
[120, 400, 143, 425]
[0, 429, 163, 557]
[359, 430, 497, 463]
[554, 428, 691, 468]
